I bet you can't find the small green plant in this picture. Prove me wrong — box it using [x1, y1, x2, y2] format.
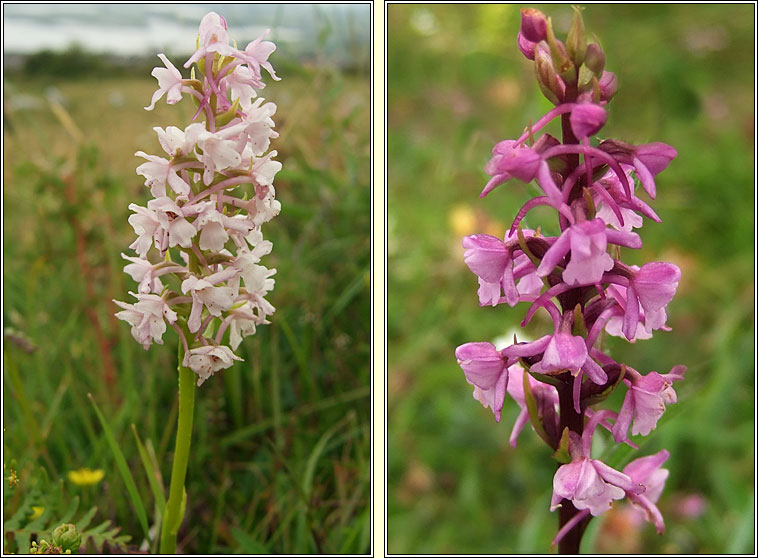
[29, 524, 82, 554]
[3, 464, 130, 554]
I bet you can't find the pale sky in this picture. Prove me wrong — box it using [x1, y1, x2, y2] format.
[2, 3, 370, 57]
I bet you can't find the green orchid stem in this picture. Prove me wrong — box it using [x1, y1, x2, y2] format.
[160, 348, 196, 554]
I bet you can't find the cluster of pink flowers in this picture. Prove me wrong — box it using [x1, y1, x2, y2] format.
[115, 12, 281, 386]
[455, 7, 685, 547]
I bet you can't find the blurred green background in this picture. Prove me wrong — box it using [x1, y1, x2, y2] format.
[3, 5, 370, 555]
[388, 4, 754, 554]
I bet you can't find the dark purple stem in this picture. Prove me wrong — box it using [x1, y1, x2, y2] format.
[557, 79, 592, 555]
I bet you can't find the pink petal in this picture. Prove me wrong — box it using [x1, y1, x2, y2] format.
[633, 262, 681, 312]
[462, 234, 509, 283]
[536, 230, 571, 278]
[455, 342, 506, 389]
[612, 388, 634, 443]
[592, 460, 641, 494]
[622, 283, 640, 340]
[503, 335, 552, 359]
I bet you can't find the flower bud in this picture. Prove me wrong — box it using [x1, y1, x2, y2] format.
[569, 103, 607, 139]
[517, 31, 537, 60]
[598, 71, 618, 102]
[534, 44, 565, 105]
[584, 43, 606, 76]
[520, 8, 548, 43]
[546, 18, 576, 82]
[566, 6, 588, 67]
[51, 524, 82, 553]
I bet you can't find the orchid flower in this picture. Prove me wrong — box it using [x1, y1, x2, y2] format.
[114, 14, 283, 553]
[454, 7, 684, 552]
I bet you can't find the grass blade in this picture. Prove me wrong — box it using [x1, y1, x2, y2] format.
[131, 424, 167, 517]
[303, 415, 347, 499]
[88, 393, 149, 540]
[231, 527, 271, 554]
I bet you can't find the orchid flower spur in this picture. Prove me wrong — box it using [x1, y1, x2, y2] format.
[454, 7, 685, 553]
[114, 12, 281, 554]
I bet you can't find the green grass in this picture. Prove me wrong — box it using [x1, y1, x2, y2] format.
[3, 52, 370, 553]
[387, 4, 754, 554]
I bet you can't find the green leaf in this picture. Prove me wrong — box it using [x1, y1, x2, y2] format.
[88, 394, 150, 540]
[527, 368, 563, 388]
[231, 528, 271, 554]
[552, 427, 572, 463]
[566, 5, 587, 66]
[4, 484, 130, 554]
[303, 417, 346, 499]
[582, 187, 596, 220]
[572, 303, 587, 337]
[75, 507, 97, 531]
[131, 424, 166, 518]
[215, 97, 241, 127]
[337, 507, 370, 554]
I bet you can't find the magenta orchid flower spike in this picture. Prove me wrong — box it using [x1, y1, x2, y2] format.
[454, 7, 685, 553]
[114, 12, 281, 553]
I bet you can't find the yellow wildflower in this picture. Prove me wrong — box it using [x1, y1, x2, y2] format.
[448, 204, 477, 237]
[29, 506, 44, 520]
[448, 204, 505, 239]
[67, 467, 104, 486]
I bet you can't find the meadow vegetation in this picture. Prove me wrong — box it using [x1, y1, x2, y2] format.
[4, 44, 371, 554]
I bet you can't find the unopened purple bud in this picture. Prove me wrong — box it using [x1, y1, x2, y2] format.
[520, 8, 548, 43]
[517, 32, 538, 60]
[545, 18, 576, 82]
[584, 43, 606, 76]
[570, 103, 607, 139]
[598, 71, 618, 102]
[535, 44, 565, 105]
